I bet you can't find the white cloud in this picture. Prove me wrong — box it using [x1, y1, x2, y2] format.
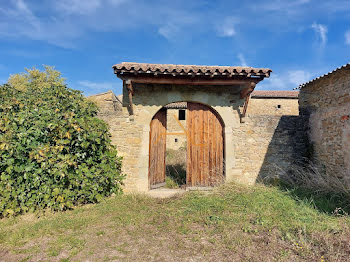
[258, 69, 312, 90]
[261, 0, 310, 11]
[237, 53, 248, 67]
[216, 17, 237, 37]
[108, 0, 127, 6]
[15, 0, 32, 15]
[77, 80, 122, 96]
[288, 70, 312, 86]
[56, 0, 101, 15]
[345, 30, 350, 45]
[0, 0, 347, 50]
[78, 80, 115, 90]
[158, 23, 180, 40]
[0, 0, 81, 48]
[258, 74, 288, 90]
[55, 0, 127, 15]
[156, 8, 200, 40]
[12, 0, 41, 31]
[220, 27, 235, 37]
[0, 0, 200, 46]
[311, 22, 328, 47]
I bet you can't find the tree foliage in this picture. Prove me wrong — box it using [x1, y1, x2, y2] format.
[0, 66, 124, 217]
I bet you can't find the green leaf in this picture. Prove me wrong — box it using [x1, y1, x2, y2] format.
[0, 68, 123, 217]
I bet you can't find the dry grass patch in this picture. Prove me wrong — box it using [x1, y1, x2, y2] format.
[0, 183, 349, 261]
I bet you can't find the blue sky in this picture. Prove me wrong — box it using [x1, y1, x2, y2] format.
[0, 0, 350, 95]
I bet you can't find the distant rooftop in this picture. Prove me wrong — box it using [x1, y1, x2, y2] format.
[164, 102, 187, 109]
[251, 90, 299, 98]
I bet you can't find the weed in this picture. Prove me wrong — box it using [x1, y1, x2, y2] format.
[165, 148, 187, 188]
[264, 161, 350, 214]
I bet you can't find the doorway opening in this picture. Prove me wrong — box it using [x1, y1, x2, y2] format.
[164, 102, 188, 189]
[149, 102, 225, 190]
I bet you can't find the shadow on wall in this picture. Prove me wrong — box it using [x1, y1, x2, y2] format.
[256, 115, 350, 214]
[256, 115, 309, 183]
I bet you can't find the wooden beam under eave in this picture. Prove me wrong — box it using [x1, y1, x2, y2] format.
[240, 95, 250, 123]
[240, 81, 256, 123]
[125, 80, 134, 115]
[118, 75, 263, 86]
[240, 81, 256, 99]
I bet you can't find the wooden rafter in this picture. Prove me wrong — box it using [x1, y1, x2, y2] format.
[120, 76, 262, 86]
[125, 80, 134, 115]
[240, 81, 256, 123]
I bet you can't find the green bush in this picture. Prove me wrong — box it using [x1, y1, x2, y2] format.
[0, 66, 124, 217]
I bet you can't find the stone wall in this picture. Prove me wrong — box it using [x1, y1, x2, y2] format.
[248, 98, 299, 116]
[166, 109, 187, 150]
[89, 84, 306, 192]
[165, 97, 298, 150]
[299, 66, 350, 177]
[232, 115, 307, 184]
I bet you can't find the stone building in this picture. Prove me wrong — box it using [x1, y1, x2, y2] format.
[161, 92, 300, 151]
[248, 90, 299, 116]
[164, 102, 187, 150]
[89, 62, 306, 192]
[299, 63, 350, 177]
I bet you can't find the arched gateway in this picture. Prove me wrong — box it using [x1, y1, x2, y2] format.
[112, 62, 271, 191]
[149, 102, 225, 188]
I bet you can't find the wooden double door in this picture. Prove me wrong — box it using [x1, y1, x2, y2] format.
[149, 103, 224, 189]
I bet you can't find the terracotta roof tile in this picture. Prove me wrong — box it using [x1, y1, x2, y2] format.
[113, 62, 272, 78]
[164, 102, 187, 109]
[251, 90, 299, 98]
[298, 63, 350, 89]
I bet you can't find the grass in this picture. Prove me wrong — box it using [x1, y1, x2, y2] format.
[263, 161, 350, 215]
[165, 147, 187, 188]
[0, 183, 349, 261]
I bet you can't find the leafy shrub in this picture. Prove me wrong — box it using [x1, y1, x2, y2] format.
[0, 66, 124, 217]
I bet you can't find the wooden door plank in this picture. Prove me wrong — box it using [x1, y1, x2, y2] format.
[186, 102, 224, 187]
[208, 112, 213, 184]
[203, 107, 209, 186]
[194, 103, 199, 186]
[149, 109, 167, 188]
[199, 106, 203, 185]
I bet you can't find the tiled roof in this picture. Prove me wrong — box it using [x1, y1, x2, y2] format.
[251, 90, 299, 98]
[164, 102, 187, 109]
[298, 63, 350, 89]
[113, 62, 272, 78]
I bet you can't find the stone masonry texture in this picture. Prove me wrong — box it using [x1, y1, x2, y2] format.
[299, 66, 350, 177]
[166, 108, 187, 150]
[89, 84, 306, 192]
